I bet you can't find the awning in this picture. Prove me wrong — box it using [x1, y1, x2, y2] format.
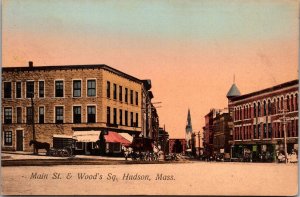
[53, 134, 73, 139]
[73, 131, 101, 142]
[105, 131, 131, 146]
[119, 133, 133, 142]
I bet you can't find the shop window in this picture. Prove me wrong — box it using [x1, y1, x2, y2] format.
[75, 142, 83, 150]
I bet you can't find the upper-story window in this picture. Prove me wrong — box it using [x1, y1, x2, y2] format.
[39, 81, 45, 98]
[17, 107, 22, 124]
[55, 106, 64, 124]
[26, 107, 33, 124]
[257, 102, 261, 117]
[87, 80, 96, 97]
[130, 90, 133, 104]
[39, 107, 45, 124]
[135, 92, 138, 105]
[136, 113, 138, 127]
[87, 106, 96, 123]
[125, 110, 128, 126]
[113, 84, 117, 100]
[119, 109, 123, 125]
[268, 100, 272, 115]
[244, 106, 247, 119]
[239, 107, 242, 120]
[286, 95, 290, 112]
[16, 82, 22, 98]
[295, 94, 298, 111]
[107, 107, 111, 124]
[125, 88, 128, 103]
[130, 112, 134, 126]
[254, 103, 256, 117]
[73, 106, 81, 123]
[113, 108, 117, 124]
[263, 100, 267, 116]
[73, 80, 81, 97]
[280, 98, 284, 112]
[4, 82, 12, 98]
[277, 98, 280, 113]
[4, 107, 12, 124]
[119, 86, 123, 102]
[55, 81, 64, 97]
[107, 81, 111, 98]
[26, 81, 34, 98]
[291, 95, 294, 111]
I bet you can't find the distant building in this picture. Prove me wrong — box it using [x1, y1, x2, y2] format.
[2, 62, 159, 154]
[227, 79, 298, 161]
[185, 109, 193, 149]
[169, 139, 186, 154]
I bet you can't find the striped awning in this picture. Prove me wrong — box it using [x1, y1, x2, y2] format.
[73, 131, 101, 142]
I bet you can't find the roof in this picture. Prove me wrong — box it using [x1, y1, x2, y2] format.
[2, 64, 142, 84]
[226, 83, 241, 98]
[105, 131, 131, 146]
[230, 79, 298, 102]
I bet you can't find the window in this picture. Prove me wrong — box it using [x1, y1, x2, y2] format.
[286, 96, 290, 112]
[257, 102, 261, 117]
[75, 142, 83, 150]
[268, 100, 272, 115]
[39, 107, 44, 124]
[130, 90, 133, 104]
[291, 95, 294, 111]
[254, 126, 257, 139]
[87, 80, 96, 97]
[268, 123, 272, 138]
[135, 92, 138, 105]
[125, 88, 128, 103]
[253, 103, 256, 117]
[87, 106, 96, 123]
[17, 107, 22, 124]
[4, 131, 12, 146]
[119, 86, 122, 101]
[107, 81, 110, 98]
[39, 81, 44, 98]
[263, 100, 266, 116]
[55, 81, 64, 97]
[73, 80, 81, 97]
[113, 108, 117, 124]
[113, 84, 117, 99]
[4, 108, 12, 124]
[107, 107, 111, 124]
[16, 82, 22, 98]
[130, 112, 134, 126]
[26, 107, 33, 124]
[55, 106, 63, 124]
[244, 107, 247, 119]
[257, 124, 261, 139]
[26, 81, 34, 98]
[125, 110, 128, 126]
[136, 113, 138, 127]
[296, 94, 298, 111]
[280, 98, 284, 111]
[263, 124, 267, 138]
[119, 109, 123, 125]
[73, 106, 81, 123]
[4, 82, 12, 98]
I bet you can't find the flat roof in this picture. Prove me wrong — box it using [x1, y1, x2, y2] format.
[2, 64, 142, 84]
[230, 79, 298, 102]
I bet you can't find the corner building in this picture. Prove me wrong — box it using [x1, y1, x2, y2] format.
[2, 63, 156, 153]
[227, 80, 298, 161]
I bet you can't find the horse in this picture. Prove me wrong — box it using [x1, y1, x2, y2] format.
[29, 140, 50, 155]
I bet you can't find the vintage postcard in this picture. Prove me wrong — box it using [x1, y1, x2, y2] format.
[1, 0, 298, 196]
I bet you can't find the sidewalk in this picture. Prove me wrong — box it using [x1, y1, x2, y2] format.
[1, 151, 125, 161]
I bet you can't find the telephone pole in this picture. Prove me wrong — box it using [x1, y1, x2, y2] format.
[276, 109, 291, 164]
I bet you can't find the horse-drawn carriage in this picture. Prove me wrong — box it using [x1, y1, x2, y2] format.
[29, 139, 75, 157]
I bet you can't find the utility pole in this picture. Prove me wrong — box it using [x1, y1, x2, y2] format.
[276, 109, 291, 164]
[30, 92, 36, 141]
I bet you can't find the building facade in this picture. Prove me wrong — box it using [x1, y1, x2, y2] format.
[2, 63, 158, 153]
[169, 138, 186, 154]
[227, 80, 298, 161]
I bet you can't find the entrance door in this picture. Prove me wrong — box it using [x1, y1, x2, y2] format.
[16, 130, 23, 151]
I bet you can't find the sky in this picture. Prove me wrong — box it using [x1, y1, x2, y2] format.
[2, 0, 298, 138]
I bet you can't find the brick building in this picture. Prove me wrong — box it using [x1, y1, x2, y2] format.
[169, 139, 186, 154]
[227, 80, 298, 161]
[2, 62, 159, 154]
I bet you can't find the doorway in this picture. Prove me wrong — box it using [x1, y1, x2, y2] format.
[16, 130, 23, 151]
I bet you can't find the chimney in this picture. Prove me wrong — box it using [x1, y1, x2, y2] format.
[29, 61, 33, 68]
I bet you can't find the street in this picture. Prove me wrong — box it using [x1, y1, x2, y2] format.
[1, 162, 297, 196]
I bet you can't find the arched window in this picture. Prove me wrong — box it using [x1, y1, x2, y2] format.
[274, 99, 277, 114]
[254, 103, 257, 117]
[277, 98, 280, 113]
[263, 100, 267, 116]
[295, 94, 298, 111]
[248, 105, 251, 118]
[291, 95, 294, 111]
[244, 106, 247, 119]
[286, 95, 290, 112]
[281, 97, 284, 112]
[268, 100, 272, 115]
[258, 102, 261, 117]
[240, 107, 242, 120]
